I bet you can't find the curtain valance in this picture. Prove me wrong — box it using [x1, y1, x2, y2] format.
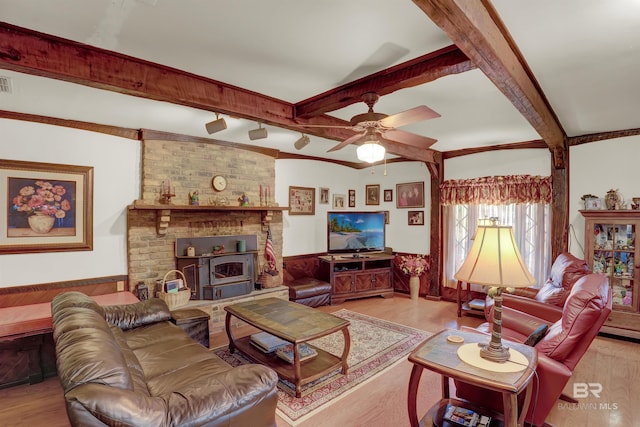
[440, 175, 552, 205]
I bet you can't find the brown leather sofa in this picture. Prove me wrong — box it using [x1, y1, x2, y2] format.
[52, 291, 279, 427]
[455, 273, 612, 427]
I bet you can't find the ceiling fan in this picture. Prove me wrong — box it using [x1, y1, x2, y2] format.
[301, 92, 441, 158]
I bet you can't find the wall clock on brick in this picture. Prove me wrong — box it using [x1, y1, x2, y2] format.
[212, 175, 227, 192]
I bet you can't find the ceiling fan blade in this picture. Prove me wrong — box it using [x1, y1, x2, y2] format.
[327, 132, 364, 152]
[382, 129, 437, 149]
[379, 105, 440, 129]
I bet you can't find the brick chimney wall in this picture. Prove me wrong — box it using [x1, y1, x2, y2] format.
[127, 138, 281, 295]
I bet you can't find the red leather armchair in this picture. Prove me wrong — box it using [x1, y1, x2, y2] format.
[484, 252, 589, 319]
[455, 273, 612, 427]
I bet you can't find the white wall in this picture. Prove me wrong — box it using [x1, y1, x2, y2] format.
[569, 135, 640, 259]
[276, 159, 431, 255]
[3, 116, 635, 287]
[0, 119, 140, 287]
[444, 149, 551, 180]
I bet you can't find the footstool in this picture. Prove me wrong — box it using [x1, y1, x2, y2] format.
[286, 277, 332, 307]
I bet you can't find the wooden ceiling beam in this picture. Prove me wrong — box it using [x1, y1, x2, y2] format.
[412, 0, 567, 168]
[569, 128, 640, 146]
[0, 22, 444, 164]
[0, 22, 356, 142]
[294, 45, 474, 118]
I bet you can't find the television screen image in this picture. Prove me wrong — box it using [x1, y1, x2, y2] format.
[327, 211, 385, 253]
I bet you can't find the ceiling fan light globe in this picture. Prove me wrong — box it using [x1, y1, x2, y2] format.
[357, 142, 385, 163]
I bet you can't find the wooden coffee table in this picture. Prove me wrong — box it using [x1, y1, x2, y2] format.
[224, 297, 351, 397]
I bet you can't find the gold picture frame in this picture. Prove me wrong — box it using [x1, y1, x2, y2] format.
[288, 186, 315, 215]
[1, 159, 94, 254]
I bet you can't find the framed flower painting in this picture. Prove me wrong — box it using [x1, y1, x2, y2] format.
[0, 160, 94, 254]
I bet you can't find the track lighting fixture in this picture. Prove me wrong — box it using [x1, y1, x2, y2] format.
[356, 129, 385, 163]
[205, 113, 227, 134]
[294, 134, 310, 150]
[248, 123, 268, 140]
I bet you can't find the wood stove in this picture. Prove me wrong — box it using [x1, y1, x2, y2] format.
[176, 235, 257, 300]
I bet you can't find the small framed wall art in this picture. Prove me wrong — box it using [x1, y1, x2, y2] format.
[333, 194, 346, 209]
[408, 210, 424, 225]
[366, 184, 380, 205]
[319, 187, 330, 204]
[384, 189, 393, 202]
[289, 186, 315, 215]
[348, 189, 356, 207]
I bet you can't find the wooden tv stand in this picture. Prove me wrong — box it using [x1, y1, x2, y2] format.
[318, 253, 394, 305]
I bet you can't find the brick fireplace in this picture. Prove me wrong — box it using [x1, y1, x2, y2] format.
[126, 135, 283, 296]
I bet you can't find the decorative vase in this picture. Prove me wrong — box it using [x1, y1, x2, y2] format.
[28, 212, 55, 234]
[409, 275, 420, 301]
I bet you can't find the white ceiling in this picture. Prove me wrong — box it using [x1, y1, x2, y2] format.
[1, 0, 638, 162]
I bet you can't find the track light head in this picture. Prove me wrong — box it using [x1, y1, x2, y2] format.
[205, 113, 227, 134]
[294, 134, 310, 150]
[248, 123, 268, 140]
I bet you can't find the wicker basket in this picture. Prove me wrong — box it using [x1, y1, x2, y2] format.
[158, 269, 191, 310]
[259, 270, 283, 288]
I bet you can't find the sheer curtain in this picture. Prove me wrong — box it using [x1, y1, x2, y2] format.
[441, 175, 552, 289]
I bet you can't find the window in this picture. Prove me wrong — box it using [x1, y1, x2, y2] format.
[441, 176, 553, 289]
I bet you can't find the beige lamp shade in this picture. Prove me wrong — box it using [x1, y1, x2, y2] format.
[454, 224, 535, 288]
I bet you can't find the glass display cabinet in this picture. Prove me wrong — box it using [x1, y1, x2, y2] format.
[581, 210, 640, 339]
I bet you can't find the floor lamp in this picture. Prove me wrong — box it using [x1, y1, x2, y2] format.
[454, 220, 535, 363]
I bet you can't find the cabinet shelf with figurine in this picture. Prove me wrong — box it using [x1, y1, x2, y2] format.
[581, 210, 640, 339]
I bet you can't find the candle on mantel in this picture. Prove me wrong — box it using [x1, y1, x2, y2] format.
[267, 185, 271, 200]
[260, 184, 263, 198]
[167, 178, 171, 194]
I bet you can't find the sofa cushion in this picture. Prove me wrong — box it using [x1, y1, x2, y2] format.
[536, 252, 588, 306]
[536, 274, 609, 360]
[110, 326, 149, 395]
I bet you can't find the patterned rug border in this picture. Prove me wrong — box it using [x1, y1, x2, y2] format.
[213, 309, 431, 425]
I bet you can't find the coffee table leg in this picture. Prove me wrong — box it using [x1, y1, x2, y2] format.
[294, 344, 302, 398]
[340, 327, 351, 374]
[407, 364, 424, 427]
[225, 312, 236, 353]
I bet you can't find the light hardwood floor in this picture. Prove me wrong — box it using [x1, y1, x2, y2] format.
[0, 294, 637, 427]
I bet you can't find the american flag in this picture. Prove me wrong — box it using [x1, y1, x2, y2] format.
[264, 225, 277, 271]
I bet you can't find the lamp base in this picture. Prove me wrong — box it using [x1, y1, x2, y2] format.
[478, 342, 511, 363]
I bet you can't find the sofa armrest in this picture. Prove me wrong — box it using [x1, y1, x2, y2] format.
[103, 299, 171, 331]
[66, 365, 278, 427]
[501, 294, 563, 324]
[165, 365, 279, 425]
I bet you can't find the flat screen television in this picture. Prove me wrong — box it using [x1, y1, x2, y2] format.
[327, 211, 386, 254]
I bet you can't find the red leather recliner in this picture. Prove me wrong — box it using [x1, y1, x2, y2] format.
[455, 273, 612, 427]
[483, 252, 590, 319]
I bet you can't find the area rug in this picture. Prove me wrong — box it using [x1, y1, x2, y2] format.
[213, 309, 431, 425]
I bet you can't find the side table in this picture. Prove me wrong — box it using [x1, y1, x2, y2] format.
[170, 308, 210, 348]
[456, 280, 486, 318]
[407, 328, 537, 427]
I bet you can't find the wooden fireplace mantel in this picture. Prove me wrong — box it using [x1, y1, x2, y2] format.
[128, 200, 288, 235]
